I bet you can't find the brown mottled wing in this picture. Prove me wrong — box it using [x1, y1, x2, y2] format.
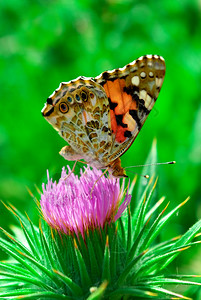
[94, 55, 166, 162]
[42, 77, 113, 165]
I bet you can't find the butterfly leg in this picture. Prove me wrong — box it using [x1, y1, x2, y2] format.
[61, 160, 78, 181]
[90, 167, 109, 197]
[60, 146, 86, 180]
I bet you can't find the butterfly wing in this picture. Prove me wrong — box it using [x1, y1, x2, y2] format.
[94, 55, 166, 162]
[42, 55, 165, 175]
[42, 77, 113, 167]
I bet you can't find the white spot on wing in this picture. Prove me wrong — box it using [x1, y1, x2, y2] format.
[140, 71, 146, 78]
[149, 100, 155, 110]
[148, 62, 153, 68]
[91, 95, 97, 106]
[107, 69, 115, 74]
[131, 75, 140, 86]
[148, 81, 155, 91]
[41, 103, 47, 113]
[130, 59, 136, 66]
[145, 94, 152, 108]
[123, 112, 137, 132]
[139, 90, 147, 101]
[154, 61, 165, 70]
[130, 66, 138, 72]
[95, 73, 102, 80]
[156, 77, 163, 87]
[119, 65, 127, 71]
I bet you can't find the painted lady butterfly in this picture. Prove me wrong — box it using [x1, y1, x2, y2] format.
[42, 55, 165, 177]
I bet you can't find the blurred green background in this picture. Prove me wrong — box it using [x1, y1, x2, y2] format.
[0, 0, 201, 280]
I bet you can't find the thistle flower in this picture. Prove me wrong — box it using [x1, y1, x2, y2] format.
[41, 166, 131, 238]
[0, 146, 201, 299]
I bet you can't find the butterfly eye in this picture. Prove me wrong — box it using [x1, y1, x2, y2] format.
[59, 102, 69, 113]
[81, 91, 87, 102]
[89, 92, 94, 99]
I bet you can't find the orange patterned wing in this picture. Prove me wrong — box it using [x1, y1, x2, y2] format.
[94, 55, 166, 162]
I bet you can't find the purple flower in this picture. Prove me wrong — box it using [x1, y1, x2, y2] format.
[40, 166, 131, 238]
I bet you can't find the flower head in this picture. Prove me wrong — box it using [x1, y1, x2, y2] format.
[40, 166, 131, 237]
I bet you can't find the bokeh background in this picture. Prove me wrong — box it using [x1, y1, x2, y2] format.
[0, 0, 201, 288]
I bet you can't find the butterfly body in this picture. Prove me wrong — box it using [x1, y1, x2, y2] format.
[42, 55, 165, 177]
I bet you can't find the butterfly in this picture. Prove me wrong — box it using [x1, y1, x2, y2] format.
[42, 55, 165, 177]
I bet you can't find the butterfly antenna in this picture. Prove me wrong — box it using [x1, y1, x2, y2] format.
[125, 169, 149, 179]
[125, 161, 176, 169]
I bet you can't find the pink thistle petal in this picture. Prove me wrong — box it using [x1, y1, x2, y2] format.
[40, 166, 132, 238]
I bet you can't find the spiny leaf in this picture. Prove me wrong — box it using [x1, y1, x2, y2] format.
[116, 251, 147, 286]
[0, 271, 52, 290]
[77, 232, 90, 267]
[145, 196, 166, 221]
[142, 277, 201, 286]
[102, 236, 111, 282]
[126, 206, 132, 251]
[110, 224, 118, 281]
[128, 175, 137, 195]
[86, 234, 101, 280]
[0, 227, 34, 259]
[167, 274, 201, 279]
[160, 217, 201, 270]
[146, 197, 190, 253]
[148, 286, 192, 299]
[0, 290, 73, 299]
[132, 175, 155, 239]
[39, 221, 58, 270]
[159, 197, 189, 225]
[118, 217, 126, 246]
[89, 229, 104, 263]
[25, 212, 41, 252]
[86, 281, 108, 300]
[3, 246, 64, 288]
[0, 281, 27, 289]
[0, 262, 31, 277]
[19, 221, 41, 259]
[1, 202, 27, 225]
[135, 246, 191, 278]
[109, 287, 158, 299]
[0, 239, 40, 278]
[140, 177, 158, 228]
[53, 269, 83, 297]
[138, 201, 170, 252]
[74, 239, 92, 290]
[50, 230, 66, 274]
[126, 217, 150, 265]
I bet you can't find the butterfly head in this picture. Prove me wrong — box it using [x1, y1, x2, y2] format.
[109, 158, 128, 178]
